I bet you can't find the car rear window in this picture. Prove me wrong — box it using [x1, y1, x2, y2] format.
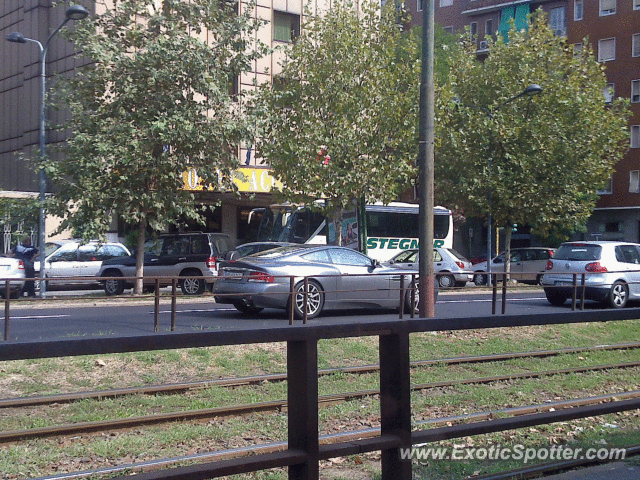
[553, 244, 602, 261]
[445, 249, 468, 261]
[209, 235, 233, 255]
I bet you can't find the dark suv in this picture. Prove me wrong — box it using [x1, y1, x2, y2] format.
[96, 233, 233, 296]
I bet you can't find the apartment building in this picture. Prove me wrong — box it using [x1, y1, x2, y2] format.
[409, 0, 640, 247]
[0, 0, 310, 246]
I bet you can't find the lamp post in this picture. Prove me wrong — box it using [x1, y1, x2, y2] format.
[6, 5, 89, 298]
[461, 84, 542, 286]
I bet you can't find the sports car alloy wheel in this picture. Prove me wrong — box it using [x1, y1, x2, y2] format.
[293, 280, 324, 319]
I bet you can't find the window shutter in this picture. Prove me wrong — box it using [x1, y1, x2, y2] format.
[600, 0, 616, 14]
[598, 38, 615, 61]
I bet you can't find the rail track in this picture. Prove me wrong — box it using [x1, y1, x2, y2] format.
[2, 341, 640, 444]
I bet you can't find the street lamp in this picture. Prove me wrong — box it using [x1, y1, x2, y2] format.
[459, 84, 542, 286]
[6, 5, 89, 298]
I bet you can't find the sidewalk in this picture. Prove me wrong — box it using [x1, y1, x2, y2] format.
[538, 461, 640, 479]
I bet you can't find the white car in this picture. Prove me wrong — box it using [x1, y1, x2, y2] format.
[35, 241, 130, 290]
[0, 256, 26, 298]
[542, 241, 640, 308]
[385, 248, 473, 288]
[472, 247, 556, 286]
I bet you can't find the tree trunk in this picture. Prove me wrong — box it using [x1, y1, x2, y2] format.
[134, 218, 147, 295]
[332, 206, 343, 246]
[504, 226, 512, 281]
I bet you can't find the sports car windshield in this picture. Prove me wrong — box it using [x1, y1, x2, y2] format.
[552, 244, 602, 261]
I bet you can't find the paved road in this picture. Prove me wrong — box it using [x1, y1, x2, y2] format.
[0, 288, 610, 343]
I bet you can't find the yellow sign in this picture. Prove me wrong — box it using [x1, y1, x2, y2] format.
[183, 167, 282, 193]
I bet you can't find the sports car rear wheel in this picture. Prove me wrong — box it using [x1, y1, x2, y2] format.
[292, 280, 324, 319]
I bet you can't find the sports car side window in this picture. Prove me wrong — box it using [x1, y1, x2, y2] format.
[301, 250, 331, 263]
[327, 248, 371, 266]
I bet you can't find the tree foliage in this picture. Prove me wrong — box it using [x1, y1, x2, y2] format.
[253, 1, 420, 241]
[48, 0, 266, 291]
[435, 9, 630, 251]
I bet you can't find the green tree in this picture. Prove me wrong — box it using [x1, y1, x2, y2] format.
[253, 1, 420, 243]
[48, 0, 266, 293]
[435, 9, 630, 270]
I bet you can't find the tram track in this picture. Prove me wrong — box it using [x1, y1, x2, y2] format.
[3, 340, 640, 410]
[2, 353, 640, 443]
[18, 389, 640, 480]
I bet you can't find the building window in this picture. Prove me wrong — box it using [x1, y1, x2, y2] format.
[417, 0, 422, 12]
[470, 22, 478, 38]
[633, 34, 640, 57]
[486, 19, 494, 38]
[600, 0, 616, 16]
[598, 38, 616, 62]
[632, 125, 640, 148]
[631, 171, 640, 193]
[444, 26, 454, 35]
[549, 7, 566, 36]
[635, 0, 640, 10]
[633, 80, 640, 103]
[440, 0, 453, 6]
[597, 177, 613, 195]
[273, 11, 300, 43]
[604, 83, 615, 103]
[574, 0, 583, 21]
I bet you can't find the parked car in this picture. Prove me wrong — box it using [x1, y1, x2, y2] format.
[224, 241, 295, 260]
[34, 241, 130, 290]
[0, 256, 26, 298]
[214, 245, 436, 319]
[385, 248, 473, 288]
[541, 241, 640, 308]
[97, 232, 233, 296]
[472, 247, 556, 286]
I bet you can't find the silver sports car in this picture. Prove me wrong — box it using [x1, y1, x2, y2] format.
[213, 245, 435, 319]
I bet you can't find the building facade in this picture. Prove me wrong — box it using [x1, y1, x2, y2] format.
[409, 0, 640, 252]
[1, 0, 325, 247]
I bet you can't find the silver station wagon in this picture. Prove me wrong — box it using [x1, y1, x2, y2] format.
[541, 241, 640, 308]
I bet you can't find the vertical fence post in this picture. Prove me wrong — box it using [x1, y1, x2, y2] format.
[398, 275, 405, 320]
[287, 338, 319, 480]
[491, 274, 497, 315]
[289, 276, 295, 325]
[154, 278, 160, 333]
[580, 274, 586, 311]
[303, 277, 309, 325]
[501, 273, 507, 314]
[171, 278, 177, 331]
[3, 280, 9, 341]
[379, 326, 412, 480]
[410, 274, 416, 319]
[571, 273, 578, 311]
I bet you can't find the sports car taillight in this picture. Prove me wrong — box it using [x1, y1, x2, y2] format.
[206, 256, 217, 269]
[546, 260, 553, 270]
[17, 260, 24, 270]
[456, 261, 465, 269]
[585, 262, 608, 273]
[248, 271, 274, 283]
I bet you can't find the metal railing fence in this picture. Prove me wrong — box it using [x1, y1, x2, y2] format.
[1, 306, 640, 479]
